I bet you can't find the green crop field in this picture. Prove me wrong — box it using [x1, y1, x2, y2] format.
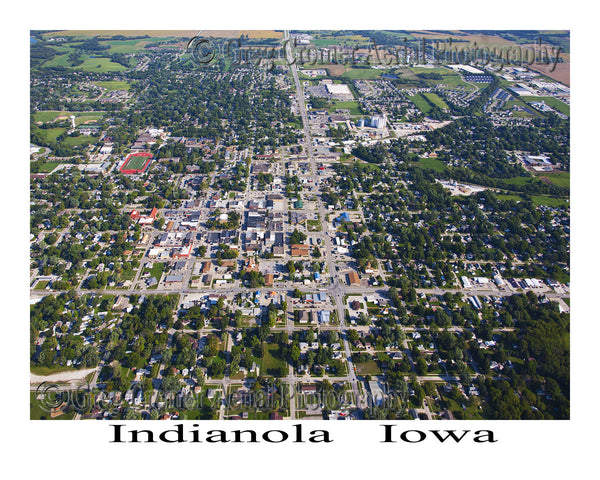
[95, 80, 130, 91]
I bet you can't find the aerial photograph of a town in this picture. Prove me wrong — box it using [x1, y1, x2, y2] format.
[29, 29, 570, 422]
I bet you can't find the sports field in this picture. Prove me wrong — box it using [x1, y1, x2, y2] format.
[124, 155, 149, 170]
[121, 153, 152, 174]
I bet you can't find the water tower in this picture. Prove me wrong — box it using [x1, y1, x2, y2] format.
[70, 115, 76, 128]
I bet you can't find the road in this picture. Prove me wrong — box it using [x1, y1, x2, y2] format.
[284, 29, 362, 413]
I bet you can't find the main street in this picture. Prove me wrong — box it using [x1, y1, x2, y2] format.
[284, 29, 362, 412]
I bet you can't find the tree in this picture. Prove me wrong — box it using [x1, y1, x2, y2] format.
[160, 376, 181, 393]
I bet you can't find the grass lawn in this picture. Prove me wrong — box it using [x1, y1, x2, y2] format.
[77, 57, 128, 72]
[416, 157, 448, 172]
[144, 262, 165, 283]
[34, 280, 50, 290]
[341, 67, 382, 80]
[422, 92, 449, 110]
[355, 359, 382, 376]
[62, 135, 99, 147]
[42, 53, 74, 68]
[537, 171, 570, 188]
[261, 344, 287, 376]
[521, 96, 570, 116]
[33, 110, 106, 124]
[101, 38, 175, 54]
[95, 80, 131, 91]
[531, 195, 569, 208]
[409, 94, 431, 114]
[496, 193, 523, 202]
[30, 391, 76, 420]
[36, 127, 66, 142]
[328, 100, 363, 116]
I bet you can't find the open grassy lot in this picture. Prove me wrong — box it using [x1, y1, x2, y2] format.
[77, 57, 128, 72]
[355, 359, 382, 375]
[36, 127, 66, 142]
[328, 100, 363, 116]
[341, 67, 382, 80]
[416, 157, 448, 172]
[30, 391, 76, 420]
[537, 171, 570, 188]
[43, 30, 196, 38]
[95, 80, 130, 91]
[41, 53, 74, 68]
[262, 344, 287, 376]
[34, 111, 106, 124]
[101, 37, 178, 54]
[496, 192, 569, 208]
[531, 195, 569, 208]
[62, 135, 99, 147]
[422, 92, 449, 109]
[495, 193, 523, 202]
[33, 162, 62, 173]
[521, 95, 570, 116]
[409, 94, 431, 114]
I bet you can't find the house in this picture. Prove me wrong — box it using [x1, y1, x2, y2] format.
[264, 273, 274, 286]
